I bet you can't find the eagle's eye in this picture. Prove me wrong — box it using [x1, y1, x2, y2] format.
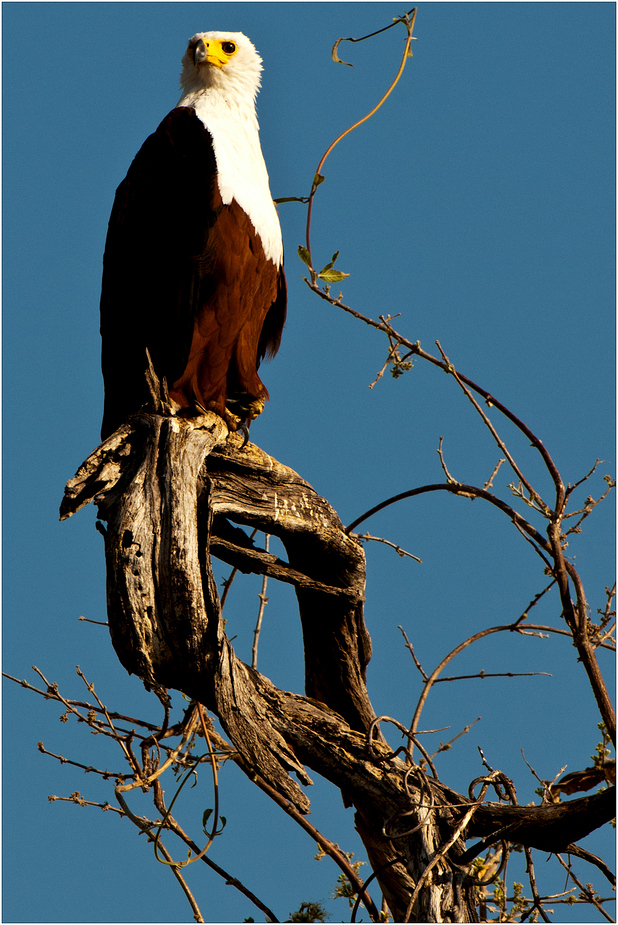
[221, 41, 236, 55]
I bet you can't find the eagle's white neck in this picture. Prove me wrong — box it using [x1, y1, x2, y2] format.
[177, 86, 283, 267]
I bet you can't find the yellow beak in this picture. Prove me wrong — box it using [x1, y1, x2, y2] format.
[193, 39, 227, 68]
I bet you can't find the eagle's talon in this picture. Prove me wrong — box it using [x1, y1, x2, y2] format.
[238, 423, 250, 448]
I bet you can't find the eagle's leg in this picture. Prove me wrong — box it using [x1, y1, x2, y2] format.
[225, 387, 266, 422]
[196, 399, 244, 433]
[170, 395, 241, 436]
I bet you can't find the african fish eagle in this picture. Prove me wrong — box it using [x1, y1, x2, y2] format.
[99, 32, 286, 440]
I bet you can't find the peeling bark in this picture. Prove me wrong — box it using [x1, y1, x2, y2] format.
[61, 411, 615, 922]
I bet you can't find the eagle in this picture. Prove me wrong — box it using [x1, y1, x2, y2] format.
[99, 32, 286, 440]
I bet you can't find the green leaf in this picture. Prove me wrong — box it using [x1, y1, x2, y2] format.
[312, 173, 325, 189]
[319, 251, 340, 275]
[318, 269, 350, 283]
[202, 808, 213, 829]
[297, 245, 312, 268]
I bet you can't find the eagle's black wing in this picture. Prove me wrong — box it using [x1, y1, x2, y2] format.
[99, 107, 218, 439]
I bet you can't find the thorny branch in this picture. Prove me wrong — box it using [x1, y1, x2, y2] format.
[555, 853, 615, 923]
[300, 278, 617, 743]
[344, 472, 615, 745]
[15, 664, 385, 923]
[294, 0, 615, 754]
[38, 675, 279, 921]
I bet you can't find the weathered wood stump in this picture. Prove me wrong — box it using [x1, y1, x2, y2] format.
[61, 410, 615, 922]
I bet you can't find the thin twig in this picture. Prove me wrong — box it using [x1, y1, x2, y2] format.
[345, 482, 549, 556]
[520, 749, 566, 803]
[304, 279, 567, 512]
[437, 436, 458, 484]
[18, 669, 277, 922]
[344, 474, 615, 742]
[555, 853, 614, 922]
[484, 458, 506, 491]
[547, 518, 616, 745]
[563, 480, 613, 533]
[368, 335, 413, 389]
[252, 534, 270, 669]
[132, 780, 281, 922]
[563, 844, 616, 887]
[564, 458, 604, 500]
[48, 792, 125, 815]
[357, 532, 422, 563]
[29, 666, 133, 746]
[117, 708, 200, 794]
[435, 341, 547, 511]
[220, 526, 259, 609]
[350, 856, 406, 923]
[366, 715, 440, 779]
[2, 671, 162, 731]
[514, 581, 557, 626]
[250, 772, 381, 922]
[408, 623, 552, 757]
[156, 837, 205, 923]
[430, 717, 481, 759]
[512, 622, 614, 651]
[592, 583, 617, 650]
[76, 666, 141, 778]
[399, 626, 428, 680]
[433, 670, 551, 683]
[522, 846, 552, 923]
[38, 741, 129, 781]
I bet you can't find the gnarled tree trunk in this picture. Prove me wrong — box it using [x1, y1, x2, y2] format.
[61, 410, 615, 922]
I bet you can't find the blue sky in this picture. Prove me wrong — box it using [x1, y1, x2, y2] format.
[3, 2, 615, 923]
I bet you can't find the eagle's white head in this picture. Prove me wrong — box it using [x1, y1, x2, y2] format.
[176, 31, 283, 267]
[179, 31, 263, 102]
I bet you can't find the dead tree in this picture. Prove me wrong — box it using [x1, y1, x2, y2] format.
[60, 405, 615, 923]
